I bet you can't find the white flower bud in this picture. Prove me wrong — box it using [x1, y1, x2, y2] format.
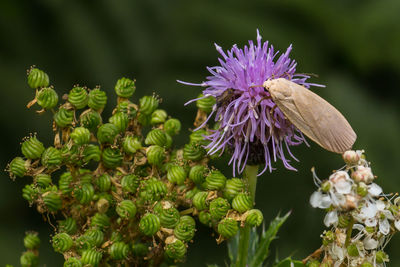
[351, 166, 374, 184]
[342, 150, 360, 165]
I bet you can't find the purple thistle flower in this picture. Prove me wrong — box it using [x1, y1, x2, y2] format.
[179, 30, 322, 176]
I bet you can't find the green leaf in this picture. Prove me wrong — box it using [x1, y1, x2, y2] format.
[273, 257, 305, 267]
[249, 211, 291, 267]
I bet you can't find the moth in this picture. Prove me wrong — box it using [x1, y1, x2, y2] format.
[263, 78, 356, 154]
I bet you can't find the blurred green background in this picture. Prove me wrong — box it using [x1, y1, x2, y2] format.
[1, 0, 399, 266]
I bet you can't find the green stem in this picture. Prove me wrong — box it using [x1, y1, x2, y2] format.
[236, 164, 259, 267]
[345, 218, 354, 247]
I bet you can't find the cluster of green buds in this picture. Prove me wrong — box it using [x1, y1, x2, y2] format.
[305, 150, 398, 267]
[5, 232, 41, 267]
[7, 67, 264, 266]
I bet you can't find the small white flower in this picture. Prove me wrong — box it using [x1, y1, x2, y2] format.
[324, 210, 338, 227]
[310, 191, 332, 209]
[364, 236, 379, 250]
[394, 220, 400, 231]
[368, 183, 382, 197]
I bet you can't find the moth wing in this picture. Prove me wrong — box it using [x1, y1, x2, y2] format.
[272, 79, 356, 153]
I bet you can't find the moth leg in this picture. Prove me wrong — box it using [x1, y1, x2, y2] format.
[270, 104, 278, 124]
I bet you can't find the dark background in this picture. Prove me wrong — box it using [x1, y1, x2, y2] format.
[1, 0, 399, 266]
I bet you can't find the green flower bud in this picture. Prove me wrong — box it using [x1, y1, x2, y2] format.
[164, 118, 181, 136]
[96, 197, 110, 213]
[35, 174, 52, 188]
[41, 147, 62, 168]
[322, 230, 335, 246]
[189, 165, 207, 185]
[165, 239, 187, 261]
[137, 113, 151, 126]
[60, 144, 81, 165]
[109, 241, 130, 260]
[185, 187, 200, 200]
[150, 109, 167, 125]
[209, 197, 230, 220]
[321, 181, 331, 193]
[22, 184, 37, 202]
[24, 232, 40, 250]
[189, 129, 208, 146]
[74, 183, 95, 204]
[245, 209, 263, 227]
[167, 164, 186, 185]
[84, 228, 104, 247]
[21, 136, 45, 159]
[179, 215, 196, 227]
[139, 213, 161, 236]
[338, 214, 350, 228]
[141, 178, 167, 201]
[183, 143, 205, 161]
[205, 170, 227, 191]
[80, 109, 102, 131]
[70, 127, 91, 145]
[146, 145, 165, 166]
[145, 129, 167, 147]
[123, 136, 142, 154]
[75, 235, 95, 252]
[116, 200, 137, 219]
[81, 249, 102, 267]
[193, 191, 209, 211]
[174, 221, 195, 242]
[68, 86, 88, 109]
[357, 182, 368, 197]
[132, 242, 148, 257]
[52, 232, 73, 253]
[27, 67, 49, 88]
[139, 95, 159, 115]
[94, 174, 111, 192]
[102, 147, 123, 169]
[20, 251, 39, 267]
[59, 172, 73, 195]
[88, 88, 107, 111]
[63, 257, 82, 267]
[58, 217, 77, 235]
[360, 262, 373, 267]
[109, 112, 129, 133]
[37, 87, 58, 109]
[117, 100, 137, 118]
[196, 94, 216, 113]
[82, 144, 101, 163]
[54, 108, 74, 128]
[218, 218, 238, 239]
[232, 193, 252, 213]
[165, 132, 173, 148]
[159, 206, 180, 229]
[115, 77, 136, 98]
[8, 157, 28, 178]
[43, 191, 62, 212]
[90, 213, 110, 230]
[346, 243, 359, 257]
[223, 178, 245, 201]
[376, 251, 388, 263]
[97, 123, 119, 144]
[198, 211, 213, 227]
[121, 174, 140, 193]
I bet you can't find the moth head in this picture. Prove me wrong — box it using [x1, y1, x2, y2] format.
[263, 78, 292, 98]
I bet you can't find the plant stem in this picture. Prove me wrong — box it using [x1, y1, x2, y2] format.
[236, 164, 259, 267]
[345, 217, 355, 247]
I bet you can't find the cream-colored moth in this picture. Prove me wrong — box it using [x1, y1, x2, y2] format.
[263, 78, 356, 153]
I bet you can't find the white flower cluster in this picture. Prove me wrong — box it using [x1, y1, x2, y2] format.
[307, 150, 399, 267]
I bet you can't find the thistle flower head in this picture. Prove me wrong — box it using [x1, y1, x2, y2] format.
[180, 30, 321, 175]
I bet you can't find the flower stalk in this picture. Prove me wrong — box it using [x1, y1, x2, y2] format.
[236, 164, 259, 267]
